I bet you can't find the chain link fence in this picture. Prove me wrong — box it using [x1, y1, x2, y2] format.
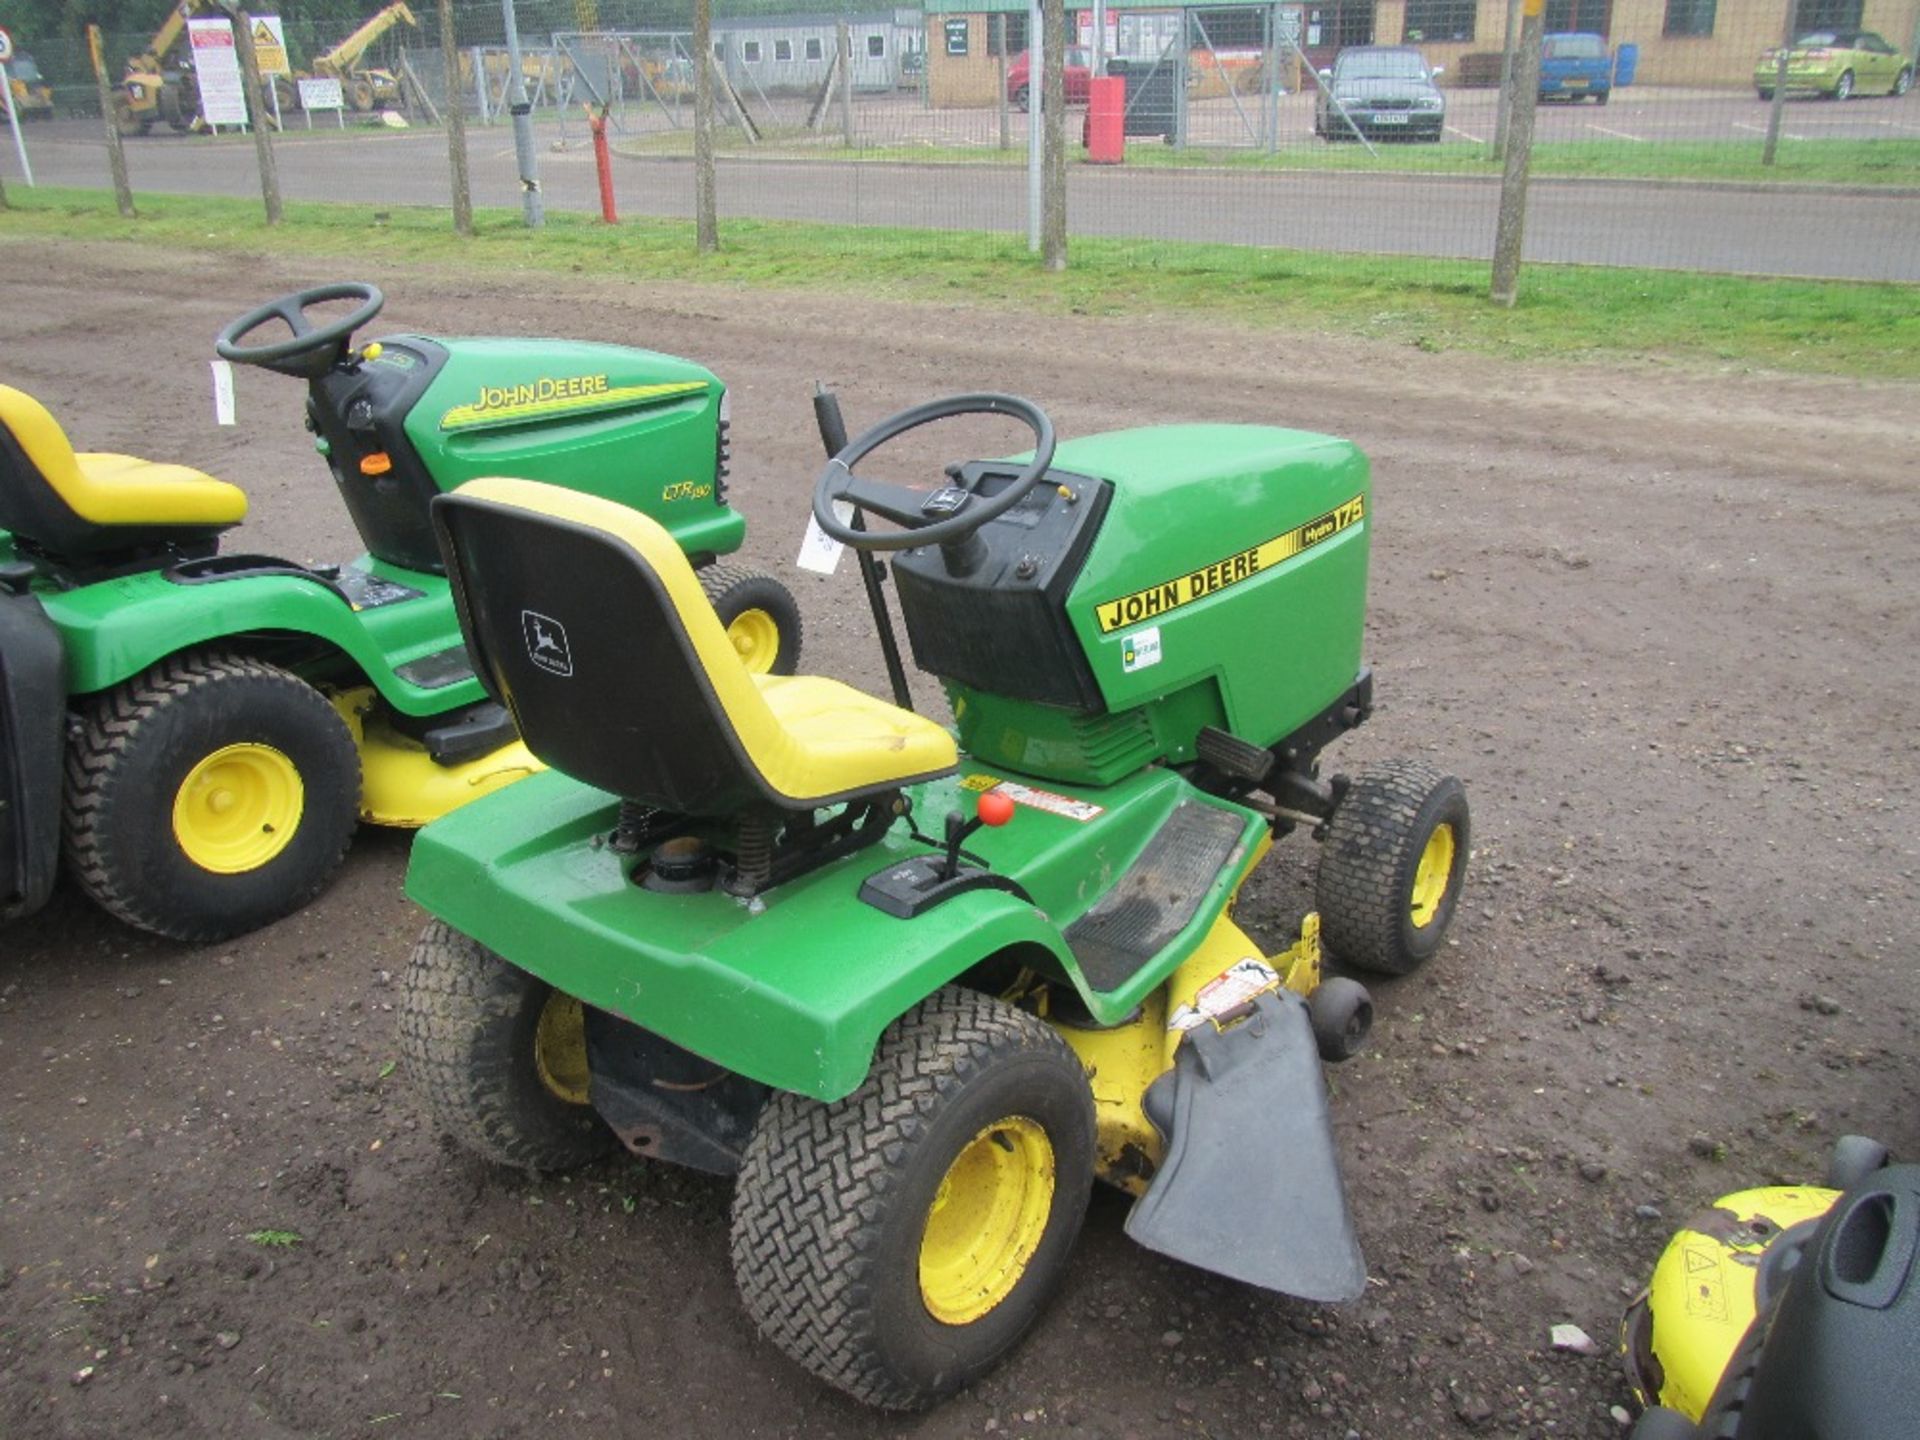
[8, 0, 1919, 280]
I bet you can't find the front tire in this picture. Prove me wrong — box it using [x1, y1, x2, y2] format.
[730, 987, 1095, 1410]
[64, 652, 360, 941]
[400, 920, 618, 1170]
[699, 564, 803, 676]
[1011, 85, 1029, 113]
[1832, 69, 1854, 100]
[1315, 759, 1470, 977]
[1893, 67, 1913, 97]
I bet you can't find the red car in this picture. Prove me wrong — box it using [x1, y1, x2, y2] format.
[1006, 48, 1093, 110]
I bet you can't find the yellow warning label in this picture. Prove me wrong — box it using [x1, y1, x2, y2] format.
[1682, 1242, 1727, 1320]
[1092, 494, 1365, 634]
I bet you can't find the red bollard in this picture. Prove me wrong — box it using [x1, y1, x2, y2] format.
[1086, 76, 1124, 165]
[588, 108, 618, 223]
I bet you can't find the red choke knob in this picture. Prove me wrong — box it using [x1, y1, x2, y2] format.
[977, 791, 1015, 827]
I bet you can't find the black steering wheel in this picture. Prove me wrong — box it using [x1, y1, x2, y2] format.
[812, 393, 1056, 552]
[215, 282, 386, 379]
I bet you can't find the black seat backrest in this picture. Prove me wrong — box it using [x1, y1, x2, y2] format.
[431, 478, 781, 817]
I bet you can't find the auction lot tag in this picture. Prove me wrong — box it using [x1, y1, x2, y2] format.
[211, 360, 236, 426]
[796, 501, 854, 576]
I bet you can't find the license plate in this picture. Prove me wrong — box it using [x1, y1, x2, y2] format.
[1372, 113, 1408, 124]
[1563, 77, 1587, 86]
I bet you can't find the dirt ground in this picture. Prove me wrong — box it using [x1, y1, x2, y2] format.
[3, 242, 1917, 1440]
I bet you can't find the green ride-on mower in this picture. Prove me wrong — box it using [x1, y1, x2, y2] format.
[399, 391, 1471, 1407]
[0, 282, 799, 942]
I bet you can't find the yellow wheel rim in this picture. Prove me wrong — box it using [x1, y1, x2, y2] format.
[919, 1117, 1055, 1326]
[1410, 822, 1456, 928]
[171, 743, 304, 875]
[726, 608, 782, 675]
[533, 991, 592, 1106]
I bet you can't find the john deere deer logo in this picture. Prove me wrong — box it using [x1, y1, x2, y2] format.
[521, 610, 573, 677]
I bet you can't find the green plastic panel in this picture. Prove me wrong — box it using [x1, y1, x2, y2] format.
[406, 761, 1264, 1102]
[29, 553, 481, 713]
[406, 338, 746, 558]
[1058, 425, 1370, 750]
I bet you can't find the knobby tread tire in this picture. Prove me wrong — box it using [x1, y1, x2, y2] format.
[729, 986, 1094, 1410]
[399, 920, 616, 1171]
[63, 650, 359, 942]
[699, 563, 804, 675]
[1315, 758, 1469, 977]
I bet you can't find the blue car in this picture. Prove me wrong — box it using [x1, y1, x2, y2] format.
[1539, 32, 1613, 104]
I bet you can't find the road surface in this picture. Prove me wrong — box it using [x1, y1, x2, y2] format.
[6, 115, 1916, 280]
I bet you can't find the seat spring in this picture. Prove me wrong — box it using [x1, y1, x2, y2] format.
[731, 815, 776, 894]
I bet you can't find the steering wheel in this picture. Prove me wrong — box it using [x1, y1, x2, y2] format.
[215, 282, 386, 379]
[812, 394, 1056, 552]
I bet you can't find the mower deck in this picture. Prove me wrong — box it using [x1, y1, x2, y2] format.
[406, 759, 1266, 1102]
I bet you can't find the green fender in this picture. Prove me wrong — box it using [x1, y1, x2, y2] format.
[409, 759, 1270, 1102]
[38, 560, 481, 715]
[407, 770, 1095, 1103]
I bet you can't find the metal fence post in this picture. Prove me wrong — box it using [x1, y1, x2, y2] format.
[1489, 0, 1544, 305]
[1041, 0, 1066, 270]
[501, 0, 544, 226]
[439, 0, 472, 234]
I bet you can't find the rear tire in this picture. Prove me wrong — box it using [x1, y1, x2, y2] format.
[730, 987, 1095, 1410]
[1315, 759, 1470, 977]
[1832, 69, 1854, 100]
[1012, 86, 1029, 112]
[400, 919, 617, 1170]
[1894, 67, 1913, 97]
[64, 651, 359, 941]
[699, 564, 803, 676]
[1595, 88, 1611, 105]
[1757, 87, 1774, 101]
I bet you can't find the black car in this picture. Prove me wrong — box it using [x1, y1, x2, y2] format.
[1315, 46, 1446, 143]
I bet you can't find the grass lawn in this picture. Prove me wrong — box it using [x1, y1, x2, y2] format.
[617, 132, 1920, 188]
[2, 186, 1913, 378]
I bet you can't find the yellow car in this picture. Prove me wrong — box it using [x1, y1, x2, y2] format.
[1755, 28, 1914, 100]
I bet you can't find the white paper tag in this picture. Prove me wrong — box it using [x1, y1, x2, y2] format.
[795, 500, 854, 576]
[211, 360, 236, 426]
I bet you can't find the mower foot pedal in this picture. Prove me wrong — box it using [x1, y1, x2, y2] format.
[1196, 726, 1274, 784]
[394, 644, 477, 691]
[1065, 800, 1246, 994]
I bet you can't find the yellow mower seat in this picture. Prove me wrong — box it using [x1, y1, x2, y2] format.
[431, 476, 957, 816]
[0, 384, 247, 557]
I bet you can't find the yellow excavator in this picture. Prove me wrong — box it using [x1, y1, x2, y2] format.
[113, 1, 419, 134]
[114, 0, 214, 135]
[307, 2, 419, 112]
